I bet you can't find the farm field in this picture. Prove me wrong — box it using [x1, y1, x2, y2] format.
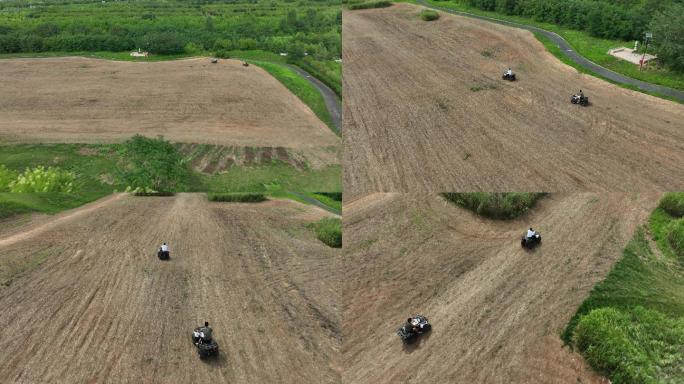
[342, 4, 684, 196]
[0, 193, 341, 383]
[0, 57, 338, 151]
[342, 192, 659, 383]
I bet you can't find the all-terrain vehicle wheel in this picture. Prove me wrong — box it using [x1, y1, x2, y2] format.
[502, 73, 516, 81]
[158, 250, 170, 260]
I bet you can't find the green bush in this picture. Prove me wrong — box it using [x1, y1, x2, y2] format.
[142, 32, 186, 54]
[207, 193, 267, 202]
[315, 192, 342, 201]
[0, 165, 17, 192]
[666, 218, 684, 259]
[307, 217, 341, 248]
[574, 306, 684, 384]
[348, 1, 392, 10]
[117, 135, 190, 194]
[659, 192, 684, 218]
[9, 166, 75, 193]
[441, 193, 545, 219]
[420, 10, 440, 21]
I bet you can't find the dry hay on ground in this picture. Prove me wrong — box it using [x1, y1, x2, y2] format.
[342, 192, 658, 384]
[0, 194, 340, 383]
[342, 4, 684, 196]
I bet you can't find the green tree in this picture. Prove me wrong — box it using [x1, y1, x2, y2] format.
[117, 135, 189, 193]
[649, 4, 684, 71]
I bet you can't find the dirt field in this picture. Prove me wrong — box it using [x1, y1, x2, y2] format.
[0, 194, 340, 383]
[342, 193, 659, 383]
[0, 57, 338, 151]
[342, 4, 684, 196]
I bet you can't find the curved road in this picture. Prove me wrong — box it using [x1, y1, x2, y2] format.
[417, 0, 684, 102]
[289, 65, 343, 134]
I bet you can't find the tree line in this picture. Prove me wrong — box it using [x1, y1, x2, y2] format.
[458, 0, 684, 71]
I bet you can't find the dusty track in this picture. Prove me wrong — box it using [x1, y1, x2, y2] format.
[0, 194, 340, 383]
[342, 4, 684, 196]
[342, 193, 659, 383]
[0, 57, 338, 150]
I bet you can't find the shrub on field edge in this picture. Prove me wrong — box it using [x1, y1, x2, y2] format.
[348, 1, 392, 10]
[420, 10, 440, 21]
[207, 193, 267, 203]
[307, 217, 342, 248]
[441, 192, 545, 220]
[666, 218, 684, 259]
[0, 165, 17, 192]
[9, 166, 75, 193]
[659, 192, 684, 217]
[573, 306, 684, 384]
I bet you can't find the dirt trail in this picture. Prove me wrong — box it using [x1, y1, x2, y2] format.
[0, 57, 339, 151]
[342, 4, 684, 196]
[342, 193, 659, 383]
[0, 194, 340, 383]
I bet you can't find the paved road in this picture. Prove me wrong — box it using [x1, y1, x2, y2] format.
[417, 0, 684, 102]
[288, 192, 341, 215]
[289, 65, 343, 134]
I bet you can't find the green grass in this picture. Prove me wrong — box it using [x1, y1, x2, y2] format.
[420, 9, 440, 21]
[191, 164, 341, 194]
[423, 0, 684, 94]
[441, 192, 545, 220]
[297, 56, 342, 96]
[563, 199, 684, 383]
[307, 217, 342, 248]
[0, 50, 196, 62]
[347, 1, 393, 10]
[307, 192, 342, 212]
[659, 192, 684, 218]
[248, 60, 337, 134]
[0, 142, 340, 218]
[207, 192, 267, 203]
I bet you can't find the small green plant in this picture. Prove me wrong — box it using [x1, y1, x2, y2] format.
[659, 192, 684, 217]
[666, 218, 684, 259]
[442, 193, 545, 219]
[420, 10, 440, 21]
[9, 166, 75, 193]
[0, 165, 18, 192]
[573, 306, 684, 384]
[207, 193, 267, 202]
[117, 135, 190, 194]
[481, 50, 492, 57]
[307, 217, 341, 248]
[348, 1, 392, 10]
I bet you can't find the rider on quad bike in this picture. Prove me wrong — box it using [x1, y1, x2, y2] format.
[571, 90, 589, 105]
[158, 242, 170, 260]
[521, 228, 541, 249]
[502, 68, 516, 81]
[397, 315, 431, 343]
[192, 321, 218, 359]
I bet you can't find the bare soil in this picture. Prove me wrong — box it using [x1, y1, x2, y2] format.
[342, 193, 659, 384]
[0, 194, 341, 383]
[342, 4, 684, 196]
[0, 57, 339, 152]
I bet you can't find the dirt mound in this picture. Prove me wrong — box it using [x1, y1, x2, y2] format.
[342, 193, 659, 383]
[0, 194, 340, 383]
[0, 57, 339, 151]
[342, 4, 684, 196]
[177, 143, 309, 173]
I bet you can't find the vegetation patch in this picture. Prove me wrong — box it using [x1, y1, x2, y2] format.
[307, 217, 342, 248]
[207, 193, 267, 203]
[441, 192, 545, 220]
[347, 1, 393, 10]
[116, 135, 190, 194]
[469, 83, 498, 92]
[420, 10, 440, 21]
[659, 192, 684, 218]
[667, 218, 684, 260]
[564, 194, 684, 383]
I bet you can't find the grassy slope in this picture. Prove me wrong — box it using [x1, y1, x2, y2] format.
[563, 199, 684, 383]
[441, 192, 545, 220]
[417, 0, 684, 97]
[0, 143, 341, 218]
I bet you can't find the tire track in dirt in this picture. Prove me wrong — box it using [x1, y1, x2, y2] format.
[0, 194, 340, 383]
[342, 193, 659, 384]
[342, 4, 684, 195]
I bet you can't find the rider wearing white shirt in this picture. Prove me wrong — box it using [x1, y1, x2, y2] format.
[526, 228, 536, 239]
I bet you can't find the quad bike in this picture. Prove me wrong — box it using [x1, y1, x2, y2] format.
[571, 94, 589, 106]
[211, 58, 218, 64]
[521, 232, 542, 249]
[502, 72, 516, 81]
[157, 249, 170, 260]
[192, 327, 219, 359]
[242, 61, 249, 67]
[397, 315, 431, 344]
